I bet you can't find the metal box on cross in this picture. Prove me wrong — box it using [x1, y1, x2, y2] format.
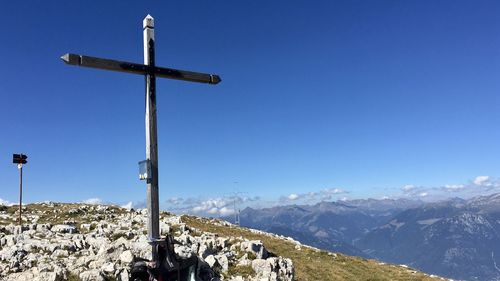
[138, 160, 152, 182]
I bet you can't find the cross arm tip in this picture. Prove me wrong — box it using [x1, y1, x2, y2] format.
[60, 53, 70, 63]
[60, 53, 80, 65]
[210, 75, 222, 85]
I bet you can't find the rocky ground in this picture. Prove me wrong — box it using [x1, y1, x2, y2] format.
[0, 203, 292, 281]
[0, 203, 451, 281]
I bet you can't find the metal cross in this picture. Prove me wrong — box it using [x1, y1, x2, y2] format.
[61, 14, 221, 261]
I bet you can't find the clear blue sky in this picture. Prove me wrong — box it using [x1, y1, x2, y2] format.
[1, 1, 499, 210]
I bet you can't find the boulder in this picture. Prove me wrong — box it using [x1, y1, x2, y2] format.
[36, 272, 60, 281]
[198, 243, 215, 259]
[52, 225, 77, 234]
[120, 250, 134, 264]
[79, 269, 105, 281]
[251, 257, 294, 281]
[51, 249, 69, 258]
[119, 269, 130, 281]
[205, 254, 222, 273]
[240, 240, 268, 259]
[101, 262, 115, 273]
[174, 244, 193, 259]
[214, 254, 229, 272]
[237, 253, 252, 266]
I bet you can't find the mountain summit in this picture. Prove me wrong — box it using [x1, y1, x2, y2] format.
[0, 202, 446, 280]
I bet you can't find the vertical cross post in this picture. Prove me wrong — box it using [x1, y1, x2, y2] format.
[19, 164, 23, 230]
[143, 15, 160, 260]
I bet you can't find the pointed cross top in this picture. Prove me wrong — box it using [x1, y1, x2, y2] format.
[143, 14, 154, 29]
[60, 53, 78, 65]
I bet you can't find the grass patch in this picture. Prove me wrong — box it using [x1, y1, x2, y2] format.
[67, 272, 81, 281]
[169, 224, 182, 234]
[21, 203, 127, 226]
[110, 232, 127, 241]
[247, 252, 257, 260]
[224, 264, 254, 279]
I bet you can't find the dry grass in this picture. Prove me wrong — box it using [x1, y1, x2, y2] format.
[0, 203, 128, 233]
[225, 264, 254, 279]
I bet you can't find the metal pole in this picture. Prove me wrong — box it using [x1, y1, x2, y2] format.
[19, 164, 23, 230]
[143, 14, 160, 261]
[234, 198, 237, 224]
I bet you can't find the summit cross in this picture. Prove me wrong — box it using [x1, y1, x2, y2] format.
[61, 14, 221, 261]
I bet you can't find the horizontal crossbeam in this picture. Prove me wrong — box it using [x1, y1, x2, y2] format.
[61, 53, 221, 85]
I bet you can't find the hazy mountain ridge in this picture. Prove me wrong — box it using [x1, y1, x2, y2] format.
[231, 194, 500, 281]
[236, 198, 421, 256]
[358, 195, 500, 281]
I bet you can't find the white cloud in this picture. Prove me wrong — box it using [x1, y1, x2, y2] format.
[400, 184, 428, 197]
[0, 198, 14, 206]
[207, 207, 219, 214]
[163, 175, 500, 216]
[439, 176, 500, 194]
[470, 176, 500, 190]
[402, 185, 416, 192]
[167, 197, 183, 205]
[331, 188, 345, 194]
[401, 176, 500, 200]
[474, 176, 490, 186]
[443, 184, 466, 192]
[219, 207, 236, 216]
[322, 188, 346, 195]
[320, 188, 348, 200]
[192, 198, 233, 216]
[280, 187, 348, 203]
[121, 202, 133, 210]
[82, 198, 102, 205]
[165, 194, 260, 216]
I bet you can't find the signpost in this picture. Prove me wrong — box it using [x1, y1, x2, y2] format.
[13, 153, 28, 229]
[61, 15, 221, 262]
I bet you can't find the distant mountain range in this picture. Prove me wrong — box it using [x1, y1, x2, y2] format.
[226, 194, 500, 281]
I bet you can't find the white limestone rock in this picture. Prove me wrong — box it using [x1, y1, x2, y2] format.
[119, 268, 130, 281]
[240, 240, 269, 259]
[251, 257, 294, 281]
[101, 261, 115, 273]
[205, 254, 222, 272]
[52, 224, 78, 234]
[214, 254, 229, 272]
[237, 253, 252, 266]
[120, 250, 134, 264]
[80, 269, 105, 281]
[174, 244, 194, 259]
[0, 203, 295, 281]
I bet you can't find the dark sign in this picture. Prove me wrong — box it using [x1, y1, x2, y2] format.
[13, 154, 28, 164]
